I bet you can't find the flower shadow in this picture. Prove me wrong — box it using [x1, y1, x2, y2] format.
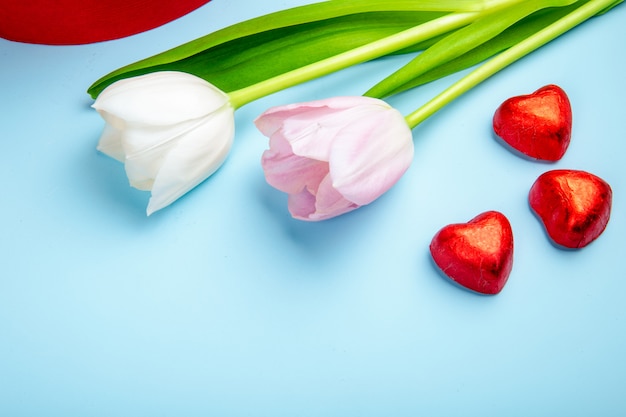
[81, 142, 158, 228]
[254, 174, 390, 259]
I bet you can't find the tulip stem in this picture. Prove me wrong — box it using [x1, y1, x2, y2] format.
[404, 0, 621, 129]
[228, 11, 483, 109]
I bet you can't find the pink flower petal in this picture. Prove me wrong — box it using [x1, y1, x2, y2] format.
[261, 134, 328, 195]
[308, 175, 359, 221]
[287, 188, 317, 220]
[256, 97, 384, 162]
[329, 105, 413, 205]
[257, 96, 414, 221]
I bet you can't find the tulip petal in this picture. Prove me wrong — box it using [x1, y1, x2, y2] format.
[257, 95, 414, 221]
[93, 72, 229, 127]
[96, 123, 125, 162]
[261, 134, 328, 195]
[308, 175, 359, 221]
[330, 105, 413, 205]
[146, 105, 235, 215]
[287, 189, 317, 220]
[123, 133, 180, 191]
[120, 118, 203, 161]
[118, 117, 207, 191]
[257, 96, 381, 161]
[93, 72, 236, 215]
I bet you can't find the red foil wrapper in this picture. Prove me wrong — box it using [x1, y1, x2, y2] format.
[0, 0, 211, 45]
[493, 84, 572, 161]
[529, 169, 612, 249]
[430, 211, 514, 295]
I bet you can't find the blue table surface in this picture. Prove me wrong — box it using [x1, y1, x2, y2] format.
[1, 1, 625, 416]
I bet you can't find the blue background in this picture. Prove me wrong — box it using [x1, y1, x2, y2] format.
[1, 1, 625, 416]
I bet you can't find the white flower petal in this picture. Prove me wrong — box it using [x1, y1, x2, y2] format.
[146, 105, 235, 215]
[119, 117, 202, 159]
[93, 71, 230, 126]
[93, 71, 237, 215]
[123, 133, 180, 191]
[96, 123, 125, 162]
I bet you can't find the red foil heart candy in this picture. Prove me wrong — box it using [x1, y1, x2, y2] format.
[529, 169, 612, 249]
[493, 84, 572, 161]
[429, 211, 514, 295]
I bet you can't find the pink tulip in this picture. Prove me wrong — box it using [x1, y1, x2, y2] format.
[255, 96, 414, 221]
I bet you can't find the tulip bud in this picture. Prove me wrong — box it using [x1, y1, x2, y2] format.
[92, 71, 235, 215]
[256, 96, 414, 221]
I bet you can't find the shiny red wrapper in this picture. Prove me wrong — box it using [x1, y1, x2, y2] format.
[430, 211, 514, 295]
[493, 84, 572, 161]
[529, 169, 612, 249]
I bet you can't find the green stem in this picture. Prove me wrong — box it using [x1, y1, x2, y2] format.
[228, 11, 480, 109]
[404, 0, 620, 129]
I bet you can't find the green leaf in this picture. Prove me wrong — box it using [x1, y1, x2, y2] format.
[404, 0, 622, 128]
[227, 11, 480, 108]
[595, 0, 624, 13]
[375, 3, 584, 97]
[150, 12, 446, 94]
[364, 0, 579, 98]
[88, 0, 485, 98]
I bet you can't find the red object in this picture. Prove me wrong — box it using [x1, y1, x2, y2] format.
[493, 84, 572, 161]
[529, 169, 612, 249]
[0, 0, 211, 45]
[429, 211, 514, 295]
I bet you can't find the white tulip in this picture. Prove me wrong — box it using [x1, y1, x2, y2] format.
[92, 71, 235, 215]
